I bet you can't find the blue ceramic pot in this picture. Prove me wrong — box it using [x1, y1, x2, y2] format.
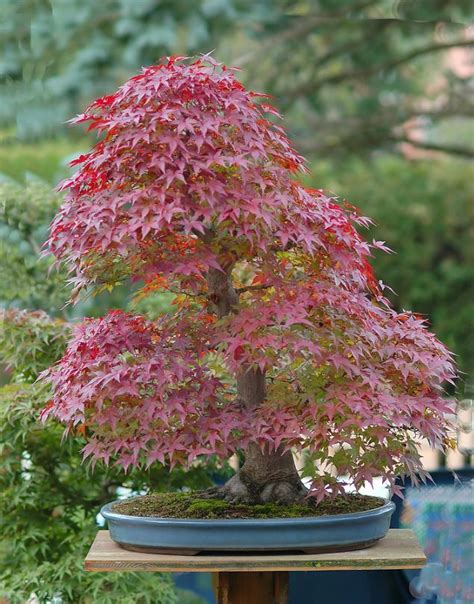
[101, 499, 395, 555]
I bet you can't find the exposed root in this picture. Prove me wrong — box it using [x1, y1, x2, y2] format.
[200, 471, 307, 505]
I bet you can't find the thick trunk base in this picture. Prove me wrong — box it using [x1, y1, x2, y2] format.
[218, 471, 307, 505]
[206, 444, 307, 505]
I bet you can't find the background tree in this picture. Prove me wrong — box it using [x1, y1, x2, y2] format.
[2, 1, 472, 157]
[235, 0, 474, 159]
[0, 0, 255, 139]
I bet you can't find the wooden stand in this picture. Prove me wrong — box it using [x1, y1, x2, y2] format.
[212, 571, 288, 604]
[85, 529, 425, 604]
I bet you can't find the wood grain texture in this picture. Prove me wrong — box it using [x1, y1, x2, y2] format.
[84, 529, 426, 572]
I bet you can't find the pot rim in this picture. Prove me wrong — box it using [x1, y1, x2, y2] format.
[101, 498, 395, 526]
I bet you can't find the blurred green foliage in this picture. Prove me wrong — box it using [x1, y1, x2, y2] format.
[0, 309, 70, 382]
[240, 0, 473, 159]
[0, 180, 68, 312]
[1, 0, 254, 139]
[2, 1, 472, 158]
[0, 132, 84, 182]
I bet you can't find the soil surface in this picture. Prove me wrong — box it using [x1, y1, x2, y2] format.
[111, 492, 386, 519]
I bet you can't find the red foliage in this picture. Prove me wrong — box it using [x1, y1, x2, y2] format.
[42, 56, 456, 498]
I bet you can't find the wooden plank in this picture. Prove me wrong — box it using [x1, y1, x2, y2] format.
[85, 529, 426, 573]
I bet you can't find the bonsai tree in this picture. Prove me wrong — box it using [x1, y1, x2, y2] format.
[42, 56, 456, 505]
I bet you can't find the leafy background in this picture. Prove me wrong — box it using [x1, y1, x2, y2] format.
[1, 1, 473, 602]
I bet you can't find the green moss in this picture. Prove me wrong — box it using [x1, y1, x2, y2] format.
[187, 499, 229, 515]
[111, 492, 385, 519]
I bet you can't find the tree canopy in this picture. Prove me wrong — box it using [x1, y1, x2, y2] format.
[42, 57, 456, 502]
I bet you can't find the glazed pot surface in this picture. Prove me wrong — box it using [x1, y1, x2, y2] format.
[101, 499, 396, 555]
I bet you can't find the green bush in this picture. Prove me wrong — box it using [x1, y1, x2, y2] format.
[0, 133, 85, 183]
[0, 180, 68, 312]
[0, 181, 221, 603]
[0, 384, 176, 604]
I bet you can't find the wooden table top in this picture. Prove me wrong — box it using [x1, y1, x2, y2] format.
[85, 529, 426, 573]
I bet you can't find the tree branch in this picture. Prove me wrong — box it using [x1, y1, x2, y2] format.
[206, 267, 239, 318]
[300, 102, 474, 135]
[235, 3, 467, 68]
[234, 0, 379, 66]
[288, 39, 474, 98]
[393, 137, 474, 159]
[235, 284, 272, 294]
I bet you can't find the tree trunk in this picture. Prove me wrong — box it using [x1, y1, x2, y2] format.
[205, 266, 307, 504]
[221, 443, 307, 504]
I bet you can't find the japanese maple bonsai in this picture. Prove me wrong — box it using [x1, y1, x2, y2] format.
[41, 56, 455, 550]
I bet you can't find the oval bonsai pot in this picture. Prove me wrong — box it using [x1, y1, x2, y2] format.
[101, 499, 395, 555]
